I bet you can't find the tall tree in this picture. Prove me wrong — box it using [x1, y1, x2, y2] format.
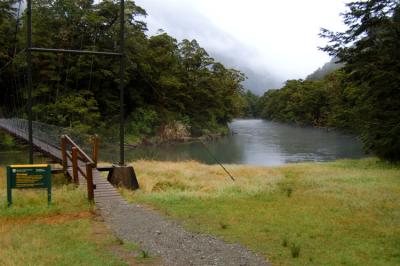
[320, 0, 400, 161]
[0, 0, 21, 117]
[0, 0, 246, 138]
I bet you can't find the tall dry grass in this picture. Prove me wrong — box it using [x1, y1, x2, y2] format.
[116, 160, 285, 200]
[116, 158, 400, 266]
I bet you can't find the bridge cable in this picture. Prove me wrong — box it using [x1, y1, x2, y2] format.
[4, 0, 24, 120]
[87, 27, 99, 91]
[199, 140, 235, 182]
[0, 49, 26, 75]
[126, 48, 235, 181]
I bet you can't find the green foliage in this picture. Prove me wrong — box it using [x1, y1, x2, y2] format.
[258, 79, 330, 127]
[33, 91, 101, 133]
[257, 0, 400, 161]
[126, 107, 159, 137]
[282, 237, 288, 247]
[290, 243, 301, 258]
[242, 90, 260, 118]
[319, 0, 400, 161]
[259, 70, 364, 130]
[138, 249, 150, 259]
[0, 131, 15, 148]
[306, 57, 343, 81]
[0, 0, 245, 138]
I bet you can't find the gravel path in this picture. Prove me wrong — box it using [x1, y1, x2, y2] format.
[96, 196, 270, 266]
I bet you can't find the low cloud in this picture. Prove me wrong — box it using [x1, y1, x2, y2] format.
[136, 0, 283, 94]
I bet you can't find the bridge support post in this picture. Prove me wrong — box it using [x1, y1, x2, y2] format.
[72, 147, 79, 184]
[27, 0, 34, 164]
[107, 165, 139, 190]
[92, 135, 99, 167]
[61, 135, 67, 173]
[86, 163, 95, 201]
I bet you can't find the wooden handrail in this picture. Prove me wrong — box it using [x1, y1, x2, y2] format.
[77, 164, 87, 178]
[61, 136, 67, 172]
[61, 134, 97, 200]
[63, 135, 95, 165]
[86, 163, 95, 201]
[72, 147, 79, 184]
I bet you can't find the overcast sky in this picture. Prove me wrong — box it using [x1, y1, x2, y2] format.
[134, 0, 349, 94]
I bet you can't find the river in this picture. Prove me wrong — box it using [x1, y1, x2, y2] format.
[102, 119, 366, 166]
[0, 119, 366, 167]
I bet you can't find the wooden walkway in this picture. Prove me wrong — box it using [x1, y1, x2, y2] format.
[66, 166, 122, 204]
[0, 118, 121, 204]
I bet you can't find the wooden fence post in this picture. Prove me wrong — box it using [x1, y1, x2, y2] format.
[72, 147, 79, 184]
[86, 163, 94, 201]
[92, 135, 99, 167]
[61, 135, 67, 173]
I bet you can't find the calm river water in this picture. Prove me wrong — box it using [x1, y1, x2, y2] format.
[103, 119, 366, 166]
[0, 119, 366, 167]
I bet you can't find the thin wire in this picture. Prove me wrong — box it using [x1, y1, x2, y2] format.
[3, 0, 24, 119]
[13, 0, 23, 57]
[74, 34, 85, 91]
[199, 139, 235, 181]
[88, 28, 98, 90]
[0, 49, 26, 74]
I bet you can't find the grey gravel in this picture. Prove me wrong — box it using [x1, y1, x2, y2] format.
[95, 196, 270, 266]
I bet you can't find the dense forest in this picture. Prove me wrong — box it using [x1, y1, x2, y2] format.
[257, 0, 400, 161]
[305, 57, 343, 81]
[1, 0, 399, 161]
[0, 0, 249, 140]
[257, 71, 356, 130]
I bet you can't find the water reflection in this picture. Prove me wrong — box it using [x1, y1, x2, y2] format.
[101, 119, 366, 166]
[230, 119, 365, 165]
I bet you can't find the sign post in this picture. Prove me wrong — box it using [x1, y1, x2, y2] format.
[6, 164, 52, 206]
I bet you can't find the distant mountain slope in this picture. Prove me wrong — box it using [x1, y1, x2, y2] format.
[306, 57, 343, 81]
[210, 52, 281, 95]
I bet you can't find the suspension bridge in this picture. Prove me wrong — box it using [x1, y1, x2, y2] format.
[0, 118, 124, 204]
[0, 0, 137, 204]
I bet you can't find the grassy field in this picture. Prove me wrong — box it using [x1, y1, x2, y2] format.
[0, 167, 154, 266]
[119, 158, 400, 266]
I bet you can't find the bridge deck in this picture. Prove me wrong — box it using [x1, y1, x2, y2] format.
[66, 166, 122, 203]
[0, 119, 121, 203]
[0, 119, 62, 162]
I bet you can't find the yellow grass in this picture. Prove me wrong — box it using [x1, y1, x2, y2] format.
[119, 158, 400, 266]
[118, 160, 283, 197]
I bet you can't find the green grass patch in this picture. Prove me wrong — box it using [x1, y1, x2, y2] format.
[0, 166, 148, 265]
[121, 158, 400, 265]
[0, 218, 127, 266]
[0, 169, 92, 218]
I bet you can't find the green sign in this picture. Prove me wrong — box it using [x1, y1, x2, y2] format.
[7, 164, 52, 206]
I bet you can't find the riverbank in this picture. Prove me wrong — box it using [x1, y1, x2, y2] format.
[124, 131, 226, 148]
[118, 158, 400, 265]
[123, 123, 230, 148]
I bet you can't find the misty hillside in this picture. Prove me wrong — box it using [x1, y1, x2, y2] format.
[306, 57, 343, 81]
[209, 52, 281, 95]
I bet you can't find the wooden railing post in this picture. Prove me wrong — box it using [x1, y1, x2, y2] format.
[61, 135, 67, 172]
[86, 163, 94, 201]
[92, 135, 99, 167]
[72, 147, 79, 184]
